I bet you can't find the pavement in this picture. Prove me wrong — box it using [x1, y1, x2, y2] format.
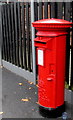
[1, 67, 73, 119]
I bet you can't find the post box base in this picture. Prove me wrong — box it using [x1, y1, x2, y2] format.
[39, 103, 65, 118]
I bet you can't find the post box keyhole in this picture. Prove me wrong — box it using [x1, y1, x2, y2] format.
[50, 64, 55, 74]
[51, 70, 54, 73]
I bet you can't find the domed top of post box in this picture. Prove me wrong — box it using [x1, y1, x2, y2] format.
[32, 18, 72, 29]
[32, 18, 72, 37]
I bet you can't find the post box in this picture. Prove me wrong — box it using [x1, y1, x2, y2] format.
[32, 18, 72, 117]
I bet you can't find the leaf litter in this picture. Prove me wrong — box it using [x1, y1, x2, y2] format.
[29, 87, 32, 90]
[0, 112, 3, 115]
[18, 83, 23, 86]
[0, 65, 3, 68]
[28, 81, 33, 85]
[21, 98, 29, 102]
[36, 84, 38, 87]
[36, 102, 39, 105]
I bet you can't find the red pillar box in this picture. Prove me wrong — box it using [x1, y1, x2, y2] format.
[32, 19, 72, 117]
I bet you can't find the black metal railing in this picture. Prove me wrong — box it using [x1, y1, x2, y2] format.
[34, 2, 73, 90]
[2, 2, 32, 72]
[1, 2, 73, 90]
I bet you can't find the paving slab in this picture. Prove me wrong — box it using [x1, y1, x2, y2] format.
[2, 67, 73, 119]
[2, 67, 43, 118]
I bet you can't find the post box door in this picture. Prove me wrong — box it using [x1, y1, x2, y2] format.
[37, 46, 57, 108]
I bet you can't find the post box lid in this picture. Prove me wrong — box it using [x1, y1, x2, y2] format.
[32, 18, 72, 28]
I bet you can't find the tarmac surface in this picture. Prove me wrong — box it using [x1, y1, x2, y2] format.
[2, 67, 73, 119]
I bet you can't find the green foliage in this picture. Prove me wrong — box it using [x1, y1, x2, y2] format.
[65, 82, 73, 91]
[65, 82, 69, 89]
[71, 86, 73, 91]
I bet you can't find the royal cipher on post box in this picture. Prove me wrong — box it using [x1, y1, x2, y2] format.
[32, 18, 72, 117]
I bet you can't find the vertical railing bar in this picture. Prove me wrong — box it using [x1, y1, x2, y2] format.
[4, 5, 9, 62]
[2, 6, 5, 60]
[0, 5, 2, 66]
[29, 3, 33, 72]
[8, 4, 13, 63]
[50, 2, 56, 18]
[34, 2, 38, 37]
[34, 2, 38, 21]
[11, 3, 17, 64]
[2, 5, 7, 61]
[57, 2, 63, 19]
[26, 2, 31, 71]
[10, 3, 15, 64]
[34, 1, 38, 76]
[7, 4, 11, 62]
[31, 0, 36, 84]
[16, 2, 20, 67]
[17, 2, 23, 68]
[38, 1, 43, 20]
[65, 31, 70, 85]
[14, 2, 19, 66]
[44, 2, 48, 19]
[64, 2, 71, 86]
[13, 3, 16, 65]
[71, 1, 73, 89]
[21, 3, 27, 69]
[9, 4, 13, 63]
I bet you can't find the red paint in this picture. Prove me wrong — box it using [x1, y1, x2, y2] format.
[32, 19, 72, 108]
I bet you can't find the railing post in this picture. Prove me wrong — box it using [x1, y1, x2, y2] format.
[0, 4, 2, 66]
[0, 4, 2, 120]
[31, 0, 36, 84]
